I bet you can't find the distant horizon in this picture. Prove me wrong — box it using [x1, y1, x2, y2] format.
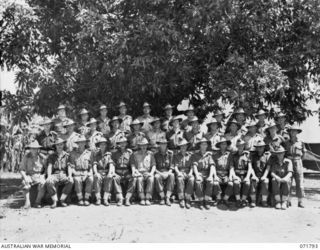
[1, 70, 319, 143]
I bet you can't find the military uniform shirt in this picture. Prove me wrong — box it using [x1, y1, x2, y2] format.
[47, 151, 69, 174]
[251, 152, 271, 178]
[213, 151, 232, 177]
[191, 151, 215, 177]
[129, 151, 156, 173]
[92, 150, 113, 174]
[127, 132, 146, 150]
[20, 152, 46, 175]
[119, 115, 132, 133]
[284, 140, 305, 159]
[68, 149, 92, 173]
[166, 129, 184, 150]
[112, 149, 132, 175]
[231, 151, 251, 177]
[154, 150, 174, 172]
[269, 156, 293, 178]
[173, 151, 192, 173]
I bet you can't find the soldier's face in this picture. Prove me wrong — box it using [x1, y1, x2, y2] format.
[230, 123, 238, 133]
[210, 123, 218, 131]
[165, 109, 172, 116]
[58, 109, 66, 117]
[236, 114, 245, 122]
[66, 125, 74, 133]
[220, 142, 228, 151]
[81, 113, 89, 121]
[200, 142, 208, 151]
[133, 124, 141, 131]
[290, 130, 298, 137]
[119, 106, 127, 115]
[90, 123, 97, 131]
[99, 143, 107, 151]
[42, 124, 51, 131]
[215, 115, 223, 122]
[269, 126, 277, 135]
[186, 110, 194, 118]
[153, 121, 161, 129]
[172, 120, 179, 128]
[278, 117, 286, 124]
[140, 145, 148, 152]
[77, 142, 86, 150]
[56, 143, 64, 152]
[100, 109, 107, 116]
[180, 145, 188, 153]
[192, 121, 199, 130]
[277, 153, 285, 161]
[159, 143, 167, 152]
[256, 146, 265, 154]
[119, 142, 127, 150]
[143, 107, 151, 115]
[112, 121, 119, 129]
[257, 114, 266, 122]
[237, 144, 245, 152]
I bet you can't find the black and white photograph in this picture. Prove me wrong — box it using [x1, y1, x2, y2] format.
[0, 0, 320, 247]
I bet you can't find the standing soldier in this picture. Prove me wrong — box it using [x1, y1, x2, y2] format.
[46, 138, 74, 208]
[276, 112, 290, 141]
[230, 139, 253, 207]
[154, 138, 174, 206]
[78, 108, 90, 136]
[166, 116, 183, 152]
[212, 137, 234, 206]
[137, 102, 154, 133]
[232, 107, 247, 136]
[173, 138, 194, 209]
[118, 102, 132, 135]
[36, 117, 56, 155]
[269, 146, 293, 210]
[212, 110, 226, 133]
[53, 104, 68, 135]
[109, 137, 133, 206]
[161, 104, 174, 132]
[243, 121, 263, 151]
[225, 119, 242, 152]
[183, 117, 204, 152]
[250, 140, 271, 207]
[147, 117, 166, 147]
[19, 141, 46, 209]
[92, 137, 113, 206]
[192, 138, 215, 210]
[129, 138, 156, 205]
[97, 104, 111, 137]
[86, 118, 103, 151]
[62, 119, 80, 153]
[205, 117, 221, 152]
[127, 119, 145, 151]
[255, 109, 268, 137]
[108, 116, 125, 152]
[264, 121, 285, 151]
[68, 135, 93, 206]
[181, 105, 196, 132]
[284, 123, 306, 208]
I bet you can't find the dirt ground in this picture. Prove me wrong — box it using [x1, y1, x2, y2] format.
[0, 172, 319, 243]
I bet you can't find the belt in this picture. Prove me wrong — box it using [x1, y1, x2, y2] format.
[53, 170, 67, 175]
[74, 170, 88, 176]
[287, 156, 302, 160]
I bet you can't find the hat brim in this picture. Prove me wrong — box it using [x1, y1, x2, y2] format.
[109, 118, 123, 126]
[177, 142, 190, 147]
[215, 140, 231, 148]
[288, 128, 302, 133]
[54, 141, 65, 146]
[206, 122, 219, 127]
[271, 150, 286, 154]
[169, 118, 182, 126]
[130, 122, 144, 127]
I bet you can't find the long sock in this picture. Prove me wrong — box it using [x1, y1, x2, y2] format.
[275, 195, 281, 202]
[262, 195, 267, 201]
[60, 194, 67, 201]
[235, 195, 240, 200]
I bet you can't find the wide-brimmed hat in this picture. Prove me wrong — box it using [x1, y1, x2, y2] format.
[206, 117, 219, 127]
[253, 140, 266, 148]
[287, 123, 302, 133]
[137, 137, 149, 146]
[142, 102, 151, 108]
[188, 116, 201, 125]
[74, 135, 88, 143]
[118, 101, 126, 108]
[177, 138, 189, 147]
[116, 137, 128, 144]
[197, 137, 210, 146]
[246, 120, 258, 128]
[86, 118, 98, 126]
[39, 117, 52, 126]
[54, 138, 65, 145]
[233, 107, 246, 115]
[156, 138, 168, 144]
[63, 119, 76, 127]
[271, 146, 286, 154]
[109, 116, 123, 126]
[99, 105, 107, 110]
[185, 105, 195, 112]
[213, 110, 225, 118]
[130, 119, 144, 127]
[150, 117, 161, 125]
[255, 109, 267, 117]
[265, 121, 278, 131]
[169, 116, 183, 126]
[275, 112, 286, 118]
[227, 119, 241, 129]
[236, 139, 246, 147]
[80, 108, 89, 115]
[215, 137, 231, 148]
[57, 104, 66, 110]
[163, 104, 174, 110]
[26, 140, 42, 149]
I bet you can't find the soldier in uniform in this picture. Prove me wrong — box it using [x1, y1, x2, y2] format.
[276, 112, 290, 141]
[46, 138, 73, 208]
[19, 141, 46, 209]
[205, 117, 221, 152]
[154, 138, 174, 206]
[36, 117, 56, 155]
[191, 138, 215, 210]
[161, 104, 174, 132]
[97, 104, 110, 137]
[269, 146, 293, 210]
[147, 117, 166, 147]
[243, 120, 263, 151]
[129, 138, 156, 205]
[92, 137, 113, 206]
[166, 116, 183, 152]
[255, 109, 268, 137]
[181, 105, 196, 132]
[225, 119, 242, 152]
[108, 116, 125, 152]
[78, 108, 90, 136]
[110, 137, 133, 206]
[86, 118, 103, 151]
[264, 121, 285, 151]
[230, 139, 253, 207]
[118, 102, 132, 135]
[212, 110, 226, 133]
[284, 123, 306, 208]
[249, 140, 271, 207]
[183, 117, 204, 152]
[127, 119, 145, 151]
[53, 104, 68, 135]
[173, 138, 194, 209]
[212, 137, 234, 206]
[137, 102, 153, 133]
[68, 135, 93, 206]
[62, 119, 80, 153]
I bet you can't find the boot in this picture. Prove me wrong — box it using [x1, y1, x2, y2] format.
[95, 199, 101, 206]
[84, 200, 90, 206]
[51, 200, 57, 209]
[145, 200, 151, 206]
[179, 200, 185, 208]
[117, 199, 123, 207]
[298, 201, 305, 208]
[103, 199, 110, 206]
[275, 202, 281, 209]
[159, 199, 165, 205]
[125, 198, 131, 206]
[204, 201, 210, 210]
[185, 200, 191, 209]
[281, 202, 287, 210]
[165, 197, 171, 206]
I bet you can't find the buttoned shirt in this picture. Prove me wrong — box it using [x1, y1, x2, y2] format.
[47, 151, 69, 174]
[112, 148, 132, 175]
[92, 150, 113, 174]
[97, 116, 111, 136]
[183, 130, 204, 151]
[129, 151, 155, 173]
[137, 115, 153, 133]
[191, 151, 215, 177]
[269, 156, 293, 178]
[213, 151, 232, 177]
[173, 151, 193, 173]
[205, 131, 221, 150]
[127, 131, 146, 150]
[154, 150, 174, 172]
[231, 151, 251, 177]
[147, 129, 166, 146]
[251, 152, 271, 178]
[20, 152, 46, 175]
[119, 114, 132, 134]
[68, 149, 92, 173]
[166, 129, 184, 150]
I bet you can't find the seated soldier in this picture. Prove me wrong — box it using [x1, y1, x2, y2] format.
[269, 146, 293, 210]
[192, 138, 215, 210]
[19, 141, 46, 209]
[92, 137, 113, 206]
[46, 138, 74, 208]
[230, 139, 253, 208]
[249, 140, 271, 207]
[212, 137, 234, 207]
[129, 137, 156, 206]
[154, 138, 174, 206]
[173, 138, 194, 209]
[68, 135, 93, 206]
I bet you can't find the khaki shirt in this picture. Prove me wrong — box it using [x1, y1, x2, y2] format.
[154, 150, 174, 172]
[127, 131, 146, 150]
[20, 152, 46, 175]
[92, 150, 113, 174]
[112, 149, 132, 175]
[65, 132, 80, 153]
[119, 115, 132, 133]
[191, 151, 215, 177]
[68, 149, 92, 174]
[251, 152, 271, 178]
[166, 129, 184, 150]
[213, 151, 232, 177]
[173, 151, 193, 173]
[137, 115, 153, 133]
[269, 157, 293, 178]
[231, 151, 251, 177]
[129, 151, 155, 173]
[147, 130, 166, 146]
[284, 139, 305, 159]
[47, 151, 69, 174]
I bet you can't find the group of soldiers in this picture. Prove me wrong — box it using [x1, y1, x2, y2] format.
[17, 102, 306, 210]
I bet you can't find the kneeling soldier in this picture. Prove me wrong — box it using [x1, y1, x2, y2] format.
[46, 138, 74, 208]
[269, 146, 293, 210]
[173, 138, 194, 209]
[212, 137, 234, 206]
[129, 138, 156, 205]
[20, 141, 46, 208]
[69, 135, 93, 206]
[249, 140, 271, 207]
[92, 137, 113, 206]
[192, 138, 215, 210]
[230, 139, 252, 207]
[109, 136, 133, 206]
[154, 138, 174, 206]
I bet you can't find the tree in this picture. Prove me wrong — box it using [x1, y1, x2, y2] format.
[1, 0, 320, 123]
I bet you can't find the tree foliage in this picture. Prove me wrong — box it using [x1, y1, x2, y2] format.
[1, 0, 320, 123]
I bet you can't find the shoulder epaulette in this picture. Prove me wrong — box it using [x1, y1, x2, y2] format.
[243, 150, 250, 156]
[167, 149, 173, 155]
[104, 151, 112, 156]
[126, 148, 133, 154]
[205, 151, 212, 157]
